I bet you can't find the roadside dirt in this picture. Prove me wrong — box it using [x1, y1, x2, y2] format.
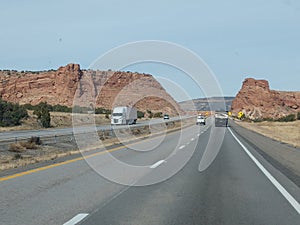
[0, 119, 194, 171]
[0, 111, 111, 132]
[235, 120, 300, 148]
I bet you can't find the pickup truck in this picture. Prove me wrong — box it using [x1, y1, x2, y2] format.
[196, 115, 206, 125]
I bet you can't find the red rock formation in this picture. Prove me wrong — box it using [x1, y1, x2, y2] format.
[0, 64, 82, 106]
[0, 64, 181, 115]
[231, 78, 300, 119]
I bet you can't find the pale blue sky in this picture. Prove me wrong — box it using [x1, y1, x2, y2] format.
[1, 0, 299, 100]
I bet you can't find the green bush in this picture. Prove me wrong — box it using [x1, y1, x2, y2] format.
[33, 102, 51, 128]
[253, 117, 274, 123]
[253, 118, 263, 123]
[276, 114, 296, 122]
[52, 104, 72, 113]
[95, 107, 111, 114]
[137, 111, 145, 119]
[29, 136, 42, 145]
[153, 112, 163, 118]
[24, 103, 73, 113]
[0, 98, 28, 127]
[297, 112, 300, 120]
[23, 103, 35, 110]
[72, 105, 93, 114]
[264, 117, 274, 122]
[146, 110, 153, 118]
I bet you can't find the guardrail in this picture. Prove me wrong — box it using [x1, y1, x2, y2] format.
[0, 116, 196, 151]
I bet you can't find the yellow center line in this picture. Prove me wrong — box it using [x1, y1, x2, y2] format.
[0, 128, 181, 183]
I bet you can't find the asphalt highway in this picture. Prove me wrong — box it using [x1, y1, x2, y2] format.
[0, 116, 189, 142]
[0, 119, 299, 225]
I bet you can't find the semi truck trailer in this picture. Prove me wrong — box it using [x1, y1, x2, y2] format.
[111, 107, 137, 125]
[214, 112, 228, 127]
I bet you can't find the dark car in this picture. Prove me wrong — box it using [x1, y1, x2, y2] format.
[215, 112, 228, 127]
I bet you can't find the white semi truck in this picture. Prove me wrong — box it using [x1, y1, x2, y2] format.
[111, 107, 137, 125]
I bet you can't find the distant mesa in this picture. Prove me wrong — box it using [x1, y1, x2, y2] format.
[179, 97, 234, 112]
[0, 63, 182, 115]
[231, 78, 300, 119]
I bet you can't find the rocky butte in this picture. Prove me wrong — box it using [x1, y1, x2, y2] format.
[231, 78, 300, 119]
[0, 64, 182, 115]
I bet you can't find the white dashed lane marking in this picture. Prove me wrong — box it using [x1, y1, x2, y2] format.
[63, 213, 89, 225]
[150, 160, 166, 169]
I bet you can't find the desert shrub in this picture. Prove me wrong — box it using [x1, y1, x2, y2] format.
[153, 112, 163, 118]
[253, 117, 274, 123]
[132, 128, 141, 135]
[95, 107, 111, 114]
[33, 102, 51, 128]
[0, 98, 28, 127]
[20, 141, 37, 149]
[28, 136, 42, 145]
[72, 105, 92, 114]
[147, 110, 153, 118]
[23, 103, 35, 110]
[276, 114, 296, 122]
[13, 153, 22, 160]
[9, 139, 38, 152]
[52, 104, 72, 113]
[9, 143, 25, 152]
[297, 112, 300, 120]
[264, 117, 274, 122]
[24, 103, 72, 113]
[137, 111, 145, 119]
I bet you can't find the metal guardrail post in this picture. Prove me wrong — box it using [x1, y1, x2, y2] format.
[70, 132, 74, 142]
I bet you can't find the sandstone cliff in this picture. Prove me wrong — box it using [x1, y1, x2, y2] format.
[0, 64, 181, 115]
[231, 78, 300, 119]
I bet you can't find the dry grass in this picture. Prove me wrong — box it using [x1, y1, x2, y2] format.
[236, 120, 300, 148]
[9, 141, 37, 152]
[1, 118, 195, 170]
[0, 111, 111, 132]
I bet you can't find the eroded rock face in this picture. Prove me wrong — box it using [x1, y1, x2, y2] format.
[231, 78, 300, 119]
[0, 64, 181, 115]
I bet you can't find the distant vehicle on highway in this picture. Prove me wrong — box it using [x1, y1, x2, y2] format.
[111, 107, 137, 125]
[215, 112, 228, 127]
[196, 115, 206, 125]
[163, 114, 170, 120]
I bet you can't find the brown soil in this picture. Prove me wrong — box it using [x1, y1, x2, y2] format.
[235, 120, 300, 148]
[0, 118, 194, 171]
[0, 111, 111, 132]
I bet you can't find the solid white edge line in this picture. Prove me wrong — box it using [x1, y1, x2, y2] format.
[63, 213, 89, 225]
[150, 160, 166, 169]
[228, 128, 300, 215]
[179, 145, 185, 150]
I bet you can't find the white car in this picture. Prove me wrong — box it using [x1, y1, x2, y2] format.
[196, 115, 206, 125]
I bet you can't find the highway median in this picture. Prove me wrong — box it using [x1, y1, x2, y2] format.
[0, 116, 195, 171]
